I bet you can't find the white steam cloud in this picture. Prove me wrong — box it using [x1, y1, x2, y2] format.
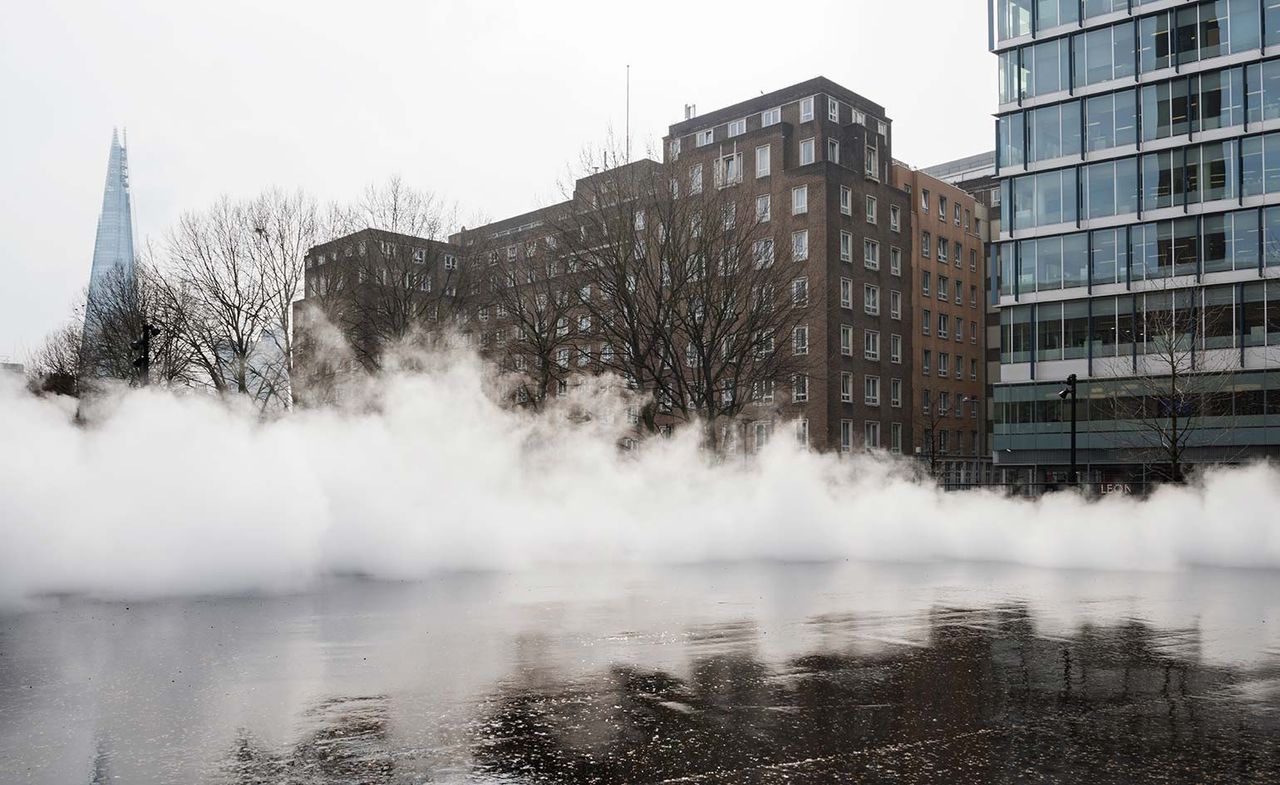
[2, 349, 1279, 605]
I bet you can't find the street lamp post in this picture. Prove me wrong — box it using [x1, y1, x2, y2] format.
[1058, 374, 1078, 487]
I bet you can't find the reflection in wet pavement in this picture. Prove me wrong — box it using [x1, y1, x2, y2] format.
[471, 606, 1280, 784]
[2, 563, 1279, 783]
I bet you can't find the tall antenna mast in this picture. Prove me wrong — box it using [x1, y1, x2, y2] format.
[626, 64, 631, 163]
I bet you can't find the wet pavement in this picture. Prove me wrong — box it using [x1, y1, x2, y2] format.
[2, 562, 1279, 783]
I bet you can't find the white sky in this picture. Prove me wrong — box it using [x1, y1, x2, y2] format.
[0, 0, 995, 361]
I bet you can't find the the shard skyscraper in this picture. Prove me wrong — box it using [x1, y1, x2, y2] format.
[83, 129, 136, 344]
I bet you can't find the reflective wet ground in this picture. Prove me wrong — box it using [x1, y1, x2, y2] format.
[2, 562, 1279, 783]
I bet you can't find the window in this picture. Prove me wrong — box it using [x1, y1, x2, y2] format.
[795, 419, 809, 448]
[969, 285, 977, 307]
[715, 152, 743, 187]
[840, 186, 852, 215]
[890, 247, 902, 275]
[756, 194, 771, 222]
[557, 348, 571, 368]
[922, 271, 932, 296]
[922, 189, 931, 211]
[864, 239, 880, 270]
[841, 371, 854, 402]
[728, 118, 746, 137]
[938, 238, 949, 263]
[753, 238, 775, 267]
[891, 378, 903, 408]
[937, 313, 949, 338]
[891, 334, 903, 363]
[793, 325, 809, 355]
[799, 138, 815, 165]
[792, 185, 808, 215]
[866, 195, 878, 224]
[756, 144, 771, 178]
[800, 96, 814, 122]
[840, 420, 854, 452]
[696, 129, 713, 146]
[970, 359, 979, 380]
[840, 324, 854, 356]
[890, 290, 902, 319]
[864, 377, 881, 407]
[955, 204, 962, 226]
[970, 250, 977, 272]
[891, 422, 902, 453]
[750, 420, 771, 451]
[923, 308, 932, 335]
[761, 107, 781, 126]
[840, 231, 853, 262]
[794, 374, 809, 403]
[840, 277, 853, 308]
[864, 284, 880, 315]
[922, 232, 932, 257]
[890, 205, 900, 232]
[792, 277, 809, 306]
[690, 164, 703, 193]
[792, 230, 809, 261]
[939, 195, 948, 219]
[864, 421, 881, 448]
[865, 141, 879, 179]
[938, 275, 948, 300]
[939, 353, 949, 377]
[828, 97, 840, 121]
[970, 321, 977, 343]
[923, 349, 932, 374]
[828, 138, 840, 163]
[444, 254, 457, 270]
[864, 330, 881, 361]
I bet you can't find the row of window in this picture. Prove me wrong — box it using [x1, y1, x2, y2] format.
[994, 372, 1280, 427]
[1003, 131, 1280, 230]
[997, 0, 1130, 41]
[921, 350, 981, 382]
[922, 390, 982, 419]
[917, 188, 975, 230]
[838, 419, 904, 453]
[307, 243, 458, 270]
[838, 373, 903, 408]
[921, 310, 980, 345]
[920, 231, 980, 271]
[999, 279, 1280, 364]
[997, 206, 1280, 295]
[678, 95, 888, 154]
[838, 278, 903, 318]
[998, 0, 1280, 102]
[999, 59, 1280, 167]
[921, 272, 981, 308]
[798, 325, 905, 364]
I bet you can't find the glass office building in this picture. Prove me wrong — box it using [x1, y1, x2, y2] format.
[990, 0, 1280, 484]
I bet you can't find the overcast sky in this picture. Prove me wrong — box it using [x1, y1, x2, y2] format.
[0, 1, 994, 361]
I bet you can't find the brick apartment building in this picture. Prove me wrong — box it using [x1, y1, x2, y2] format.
[892, 164, 987, 465]
[657, 78, 914, 452]
[295, 78, 922, 455]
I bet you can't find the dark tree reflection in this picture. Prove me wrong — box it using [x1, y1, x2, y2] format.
[473, 607, 1280, 784]
[225, 696, 395, 784]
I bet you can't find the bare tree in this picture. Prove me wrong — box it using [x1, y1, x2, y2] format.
[302, 179, 471, 373]
[26, 320, 84, 396]
[162, 197, 280, 401]
[483, 243, 581, 408]
[82, 259, 197, 389]
[245, 189, 324, 406]
[545, 149, 808, 449]
[1101, 287, 1235, 484]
